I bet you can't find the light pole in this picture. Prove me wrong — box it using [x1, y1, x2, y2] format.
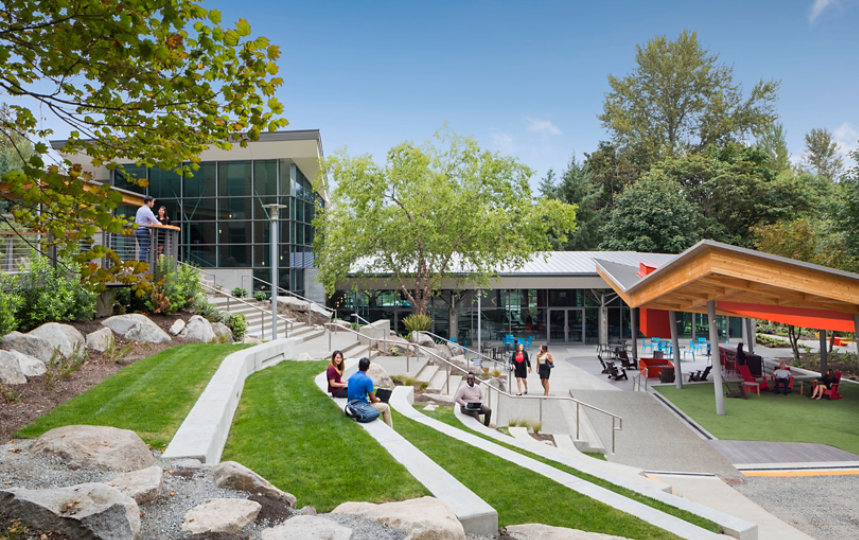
[264, 204, 287, 341]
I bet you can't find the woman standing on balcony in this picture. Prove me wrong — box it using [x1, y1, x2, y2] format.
[156, 205, 172, 256]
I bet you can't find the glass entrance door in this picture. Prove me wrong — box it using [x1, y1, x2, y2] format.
[548, 308, 585, 343]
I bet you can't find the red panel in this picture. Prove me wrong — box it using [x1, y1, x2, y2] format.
[640, 308, 671, 338]
[717, 301, 855, 332]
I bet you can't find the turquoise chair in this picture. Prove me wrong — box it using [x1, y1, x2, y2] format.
[642, 338, 653, 353]
[527, 336, 533, 348]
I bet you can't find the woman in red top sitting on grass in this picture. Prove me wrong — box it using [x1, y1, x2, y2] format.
[327, 350, 348, 398]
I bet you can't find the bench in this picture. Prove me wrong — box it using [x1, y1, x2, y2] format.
[639, 357, 674, 379]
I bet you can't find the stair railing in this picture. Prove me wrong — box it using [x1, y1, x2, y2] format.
[422, 330, 502, 371]
[240, 274, 335, 322]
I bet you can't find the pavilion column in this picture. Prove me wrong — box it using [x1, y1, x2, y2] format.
[670, 310, 682, 389]
[631, 307, 638, 366]
[743, 318, 755, 354]
[854, 315, 859, 368]
[819, 329, 828, 374]
[708, 300, 725, 415]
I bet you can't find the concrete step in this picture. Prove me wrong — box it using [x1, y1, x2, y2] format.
[562, 391, 606, 454]
[415, 363, 439, 386]
[371, 356, 429, 379]
[428, 368, 461, 395]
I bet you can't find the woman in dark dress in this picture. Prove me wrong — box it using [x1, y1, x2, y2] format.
[326, 350, 348, 398]
[811, 369, 836, 400]
[536, 344, 554, 396]
[510, 342, 531, 396]
[155, 205, 172, 256]
[736, 342, 747, 367]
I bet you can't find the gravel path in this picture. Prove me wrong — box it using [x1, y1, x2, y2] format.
[732, 475, 859, 540]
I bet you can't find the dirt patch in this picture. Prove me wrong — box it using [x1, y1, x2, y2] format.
[0, 313, 194, 442]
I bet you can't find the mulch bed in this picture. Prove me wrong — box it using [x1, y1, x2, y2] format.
[0, 313, 193, 442]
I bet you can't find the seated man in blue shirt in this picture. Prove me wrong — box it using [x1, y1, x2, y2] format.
[346, 357, 393, 427]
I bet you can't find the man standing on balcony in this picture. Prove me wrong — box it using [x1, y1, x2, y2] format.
[135, 195, 161, 263]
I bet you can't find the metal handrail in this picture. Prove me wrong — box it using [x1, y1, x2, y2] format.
[241, 274, 335, 320]
[192, 274, 295, 339]
[422, 330, 502, 370]
[352, 313, 372, 326]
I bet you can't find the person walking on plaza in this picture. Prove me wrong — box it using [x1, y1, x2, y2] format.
[510, 342, 531, 396]
[347, 357, 392, 427]
[135, 195, 161, 263]
[535, 344, 555, 396]
[454, 372, 492, 426]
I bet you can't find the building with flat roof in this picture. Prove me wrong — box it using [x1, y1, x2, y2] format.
[51, 130, 326, 300]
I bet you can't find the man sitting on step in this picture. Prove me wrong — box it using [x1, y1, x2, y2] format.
[454, 372, 492, 427]
[347, 357, 393, 427]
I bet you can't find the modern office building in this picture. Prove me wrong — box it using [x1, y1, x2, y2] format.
[52, 130, 326, 300]
[334, 250, 744, 346]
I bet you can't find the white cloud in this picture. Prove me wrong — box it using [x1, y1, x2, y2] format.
[526, 117, 562, 136]
[833, 122, 858, 162]
[809, 0, 838, 23]
[489, 131, 515, 154]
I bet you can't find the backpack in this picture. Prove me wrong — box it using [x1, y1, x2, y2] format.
[345, 400, 380, 423]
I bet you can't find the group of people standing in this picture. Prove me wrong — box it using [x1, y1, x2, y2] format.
[134, 195, 172, 262]
[510, 343, 555, 396]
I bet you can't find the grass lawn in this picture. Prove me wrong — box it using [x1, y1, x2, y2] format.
[392, 408, 680, 539]
[415, 404, 720, 533]
[655, 381, 859, 454]
[16, 343, 247, 449]
[221, 361, 428, 511]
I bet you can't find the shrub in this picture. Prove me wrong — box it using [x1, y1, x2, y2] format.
[403, 313, 432, 333]
[224, 313, 247, 341]
[0, 277, 21, 335]
[145, 257, 201, 315]
[44, 346, 87, 390]
[253, 291, 269, 302]
[231, 287, 247, 298]
[10, 255, 96, 331]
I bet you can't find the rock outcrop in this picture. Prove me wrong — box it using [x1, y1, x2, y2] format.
[28, 322, 86, 359]
[0, 482, 140, 540]
[108, 465, 163, 505]
[0, 331, 56, 363]
[211, 321, 233, 342]
[506, 523, 628, 539]
[213, 461, 297, 507]
[30, 425, 156, 472]
[101, 314, 171, 344]
[85, 327, 115, 353]
[366, 361, 395, 390]
[178, 315, 216, 343]
[332, 496, 466, 540]
[262, 515, 352, 540]
[181, 498, 261, 535]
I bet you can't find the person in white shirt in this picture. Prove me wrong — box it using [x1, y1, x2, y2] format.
[135, 195, 161, 262]
[772, 361, 792, 395]
[454, 372, 492, 426]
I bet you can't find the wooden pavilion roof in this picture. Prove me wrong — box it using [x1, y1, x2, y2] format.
[595, 240, 859, 317]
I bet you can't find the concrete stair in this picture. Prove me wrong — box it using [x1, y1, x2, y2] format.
[206, 294, 300, 340]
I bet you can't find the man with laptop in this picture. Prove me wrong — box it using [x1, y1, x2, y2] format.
[454, 372, 492, 427]
[346, 357, 393, 427]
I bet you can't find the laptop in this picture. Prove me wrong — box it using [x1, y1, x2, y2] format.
[375, 388, 392, 403]
[466, 401, 482, 410]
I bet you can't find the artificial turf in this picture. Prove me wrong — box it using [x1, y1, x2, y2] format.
[655, 381, 859, 454]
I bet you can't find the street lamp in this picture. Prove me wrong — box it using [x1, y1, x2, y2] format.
[264, 204, 287, 341]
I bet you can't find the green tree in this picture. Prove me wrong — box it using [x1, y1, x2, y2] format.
[756, 122, 791, 172]
[0, 0, 287, 287]
[598, 176, 699, 253]
[600, 30, 779, 164]
[803, 128, 843, 180]
[547, 155, 602, 250]
[313, 132, 578, 316]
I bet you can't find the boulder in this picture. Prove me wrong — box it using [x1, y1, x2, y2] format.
[211, 321, 233, 342]
[506, 523, 627, 539]
[171, 458, 204, 476]
[0, 352, 27, 385]
[181, 498, 261, 535]
[213, 461, 296, 507]
[378, 334, 412, 355]
[447, 342, 465, 357]
[0, 482, 140, 540]
[261, 515, 352, 540]
[309, 302, 333, 319]
[102, 314, 171, 344]
[366, 362, 395, 390]
[242, 336, 263, 345]
[1, 349, 46, 378]
[28, 322, 86, 359]
[0, 331, 56, 363]
[168, 319, 186, 336]
[332, 496, 464, 540]
[329, 319, 352, 330]
[433, 346, 452, 361]
[30, 425, 155, 472]
[409, 331, 435, 348]
[277, 296, 309, 312]
[108, 465, 163, 505]
[178, 315, 216, 343]
[86, 327, 115, 354]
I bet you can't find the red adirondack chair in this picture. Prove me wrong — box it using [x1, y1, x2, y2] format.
[815, 371, 843, 401]
[738, 365, 761, 396]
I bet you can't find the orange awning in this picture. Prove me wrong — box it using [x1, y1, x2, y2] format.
[717, 301, 855, 332]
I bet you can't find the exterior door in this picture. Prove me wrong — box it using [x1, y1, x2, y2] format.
[548, 308, 585, 343]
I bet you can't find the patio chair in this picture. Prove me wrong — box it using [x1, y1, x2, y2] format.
[814, 371, 843, 400]
[597, 354, 612, 375]
[770, 366, 794, 393]
[682, 339, 698, 361]
[738, 365, 761, 396]
[527, 335, 533, 349]
[617, 350, 635, 369]
[688, 365, 712, 382]
[607, 363, 628, 381]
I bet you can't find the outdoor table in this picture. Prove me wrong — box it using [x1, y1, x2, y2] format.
[794, 375, 819, 396]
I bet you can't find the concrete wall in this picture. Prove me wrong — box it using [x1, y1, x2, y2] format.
[210, 269, 254, 296]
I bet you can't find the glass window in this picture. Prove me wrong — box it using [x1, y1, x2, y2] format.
[253, 197, 279, 220]
[187, 245, 216, 267]
[219, 196, 252, 220]
[184, 162, 216, 197]
[218, 161, 251, 198]
[254, 160, 278, 196]
[182, 198, 217, 221]
[220, 244, 251, 267]
[254, 220, 271, 245]
[279, 159, 294, 196]
[219, 221, 252, 244]
[113, 165, 146, 193]
[187, 221, 217, 245]
[149, 168, 181, 199]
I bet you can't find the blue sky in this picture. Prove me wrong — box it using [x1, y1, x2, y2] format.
[202, 0, 858, 187]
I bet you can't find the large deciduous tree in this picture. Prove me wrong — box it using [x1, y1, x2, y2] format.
[313, 132, 578, 316]
[0, 0, 286, 286]
[599, 30, 779, 164]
